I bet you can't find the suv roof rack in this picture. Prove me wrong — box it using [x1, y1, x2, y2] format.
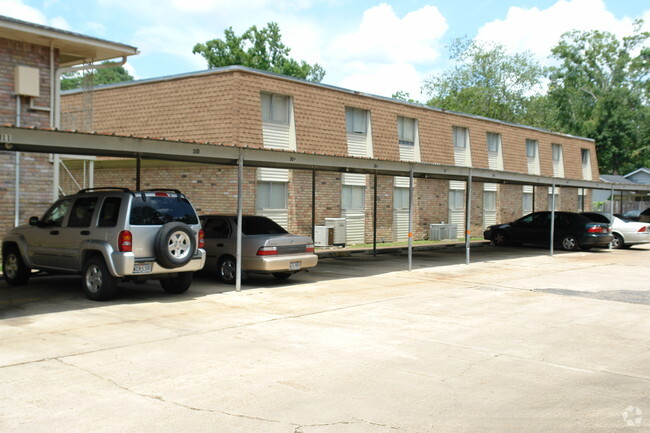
[78, 187, 132, 194]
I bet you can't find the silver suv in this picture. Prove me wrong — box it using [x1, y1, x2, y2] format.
[2, 188, 206, 300]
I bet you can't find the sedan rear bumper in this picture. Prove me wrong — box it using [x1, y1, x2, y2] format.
[579, 233, 613, 247]
[242, 253, 318, 272]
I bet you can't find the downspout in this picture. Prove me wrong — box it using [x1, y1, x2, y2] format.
[52, 56, 128, 200]
[15, 96, 21, 227]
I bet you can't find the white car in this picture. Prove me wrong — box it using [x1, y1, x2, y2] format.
[581, 212, 650, 249]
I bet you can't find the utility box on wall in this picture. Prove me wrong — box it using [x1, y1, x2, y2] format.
[15, 66, 40, 97]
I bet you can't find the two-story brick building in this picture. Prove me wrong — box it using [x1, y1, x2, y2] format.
[61, 66, 599, 244]
[0, 15, 137, 238]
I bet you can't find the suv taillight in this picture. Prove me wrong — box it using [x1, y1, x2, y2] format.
[306, 244, 314, 253]
[118, 230, 132, 252]
[257, 246, 278, 256]
[198, 229, 205, 249]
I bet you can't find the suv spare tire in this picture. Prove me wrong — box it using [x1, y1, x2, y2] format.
[155, 222, 196, 269]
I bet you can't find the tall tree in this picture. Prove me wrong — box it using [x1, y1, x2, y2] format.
[193, 22, 325, 83]
[61, 64, 134, 90]
[422, 37, 548, 126]
[548, 20, 649, 174]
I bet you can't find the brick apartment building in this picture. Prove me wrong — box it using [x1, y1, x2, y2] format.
[0, 15, 137, 239]
[61, 66, 599, 244]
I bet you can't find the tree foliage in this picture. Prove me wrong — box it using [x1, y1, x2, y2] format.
[548, 20, 649, 174]
[61, 64, 134, 91]
[193, 22, 325, 83]
[422, 38, 547, 125]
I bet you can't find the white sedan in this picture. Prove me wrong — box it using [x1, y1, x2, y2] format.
[581, 212, 650, 249]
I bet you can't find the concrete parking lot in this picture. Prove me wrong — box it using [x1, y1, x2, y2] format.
[1, 244, 649, 432]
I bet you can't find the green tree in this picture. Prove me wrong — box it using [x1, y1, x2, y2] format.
[193, 22, 325, 82]
[548, 20, 649, 174]
[61, 64, 134, 90]
[422, 37, 548, 126]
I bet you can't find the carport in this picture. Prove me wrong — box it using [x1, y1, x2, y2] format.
[3, 125, 649, 291]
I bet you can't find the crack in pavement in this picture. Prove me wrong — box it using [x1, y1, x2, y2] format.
[53, 358, 401, 431]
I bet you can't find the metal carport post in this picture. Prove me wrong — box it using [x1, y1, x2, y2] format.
[236, 151, 244, 292]
[465, 169, 472, 265]
[407, 166, 414, 271]
[549, 179, 556, 256]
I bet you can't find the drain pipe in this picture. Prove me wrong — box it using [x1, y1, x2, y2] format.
[15, 96, 21, 226]
[52, 56, 128, 200]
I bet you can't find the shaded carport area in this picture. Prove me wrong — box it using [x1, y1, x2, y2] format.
[3, 125, 650, 292]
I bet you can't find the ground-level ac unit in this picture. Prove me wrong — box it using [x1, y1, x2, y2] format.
[325, 217, 346, 247]
[314, 226, 330, 247]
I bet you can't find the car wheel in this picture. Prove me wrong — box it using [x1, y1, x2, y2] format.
[82, 257, 118, 301]
[611, 233, 624, 249]
[272, 272, 292, 280]
[160, 272, 193, 294]
[492, 230, 508, 246]
[560, 234, 579, 251]
[155, 222, 196, 269]
[2, 246, 31, 285]
[217, 255, 237, 284]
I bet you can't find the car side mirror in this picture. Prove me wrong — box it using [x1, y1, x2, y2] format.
[29, 216, 39, 226]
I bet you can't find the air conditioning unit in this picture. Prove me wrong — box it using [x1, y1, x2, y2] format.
[429, 223, 445, 241]
[325, 217, 346, 247]
[313, 226, 330, 247]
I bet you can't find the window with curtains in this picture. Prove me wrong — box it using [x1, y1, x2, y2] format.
[526, 139, 537, 158]
[260, 92, 290, 124]
[487, 132, 500, 153]
[397, 116, 415, 145]
[345, 107, 368, 134]
[453, 126, 468, 148]
[449, 189, 465, 210]
[483, 191, 496, 212]
[342, 185, 365, 210]
[393, 187, 410, 209]
[552, 143, 562, 161]
[256, 181, 287, 209]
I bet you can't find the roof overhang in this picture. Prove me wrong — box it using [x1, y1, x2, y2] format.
[1, 125, 648, 192]
[0, 15, 138, 66]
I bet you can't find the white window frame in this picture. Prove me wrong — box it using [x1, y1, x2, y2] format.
[346, 107, 368, 135]
[256, 181, 288, 210]
[397, 116, 416, 145]
[522, 192, 533, 214]
[487, 132, 500, 153]
[453, 126, 468, 149]
[449, 189, 465, 211]
[342, 185, 365, 210]
[261, 92, 290, 124]
[393, 187, 410, 210]
[552, 143, 562, 162]
[526, 139, 537, 158]
[581, 149, 590, 166]
[483, 191, 497, 212]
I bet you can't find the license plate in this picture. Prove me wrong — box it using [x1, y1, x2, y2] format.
[289, 261, 301, 271]
[133, 262, 152, 274]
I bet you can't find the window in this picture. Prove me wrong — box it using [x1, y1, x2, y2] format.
[487, 132, 500, 153]
[552, 144, 562, 162]
[526, 139, 537, 158]
[453, 126, 468, 149]
[202, 217, 230, 239]
[483, 191, 496, 212]
[397, 116, 416, 145]
[581, 149, 590, 165]
[548, 192, 559, 211]
[449, 190, 465, 211]
[342, 185, 365, 210]
[523, 192, 533, 213]
[578, 189, 585, 212]
[346, 107, 368, 134]
[394, 187, 410, 209]
[98, 197, 121, 227]
[129, 196, 198, 225]
[68, 197, 98, 228]
[256, 182, 287, 209]
[41, 199, 72, 227]
[261, 92, 290, 124]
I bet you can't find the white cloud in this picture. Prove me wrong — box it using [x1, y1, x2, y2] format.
[476, 0, 648, 64]
[338, 63, 424, 100]
[0, 0, 49, 24]
[133, 26, 209, 70]
[328, 3, 448, 65]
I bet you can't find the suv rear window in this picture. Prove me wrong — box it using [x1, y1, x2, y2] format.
[129, 196, 198, 225]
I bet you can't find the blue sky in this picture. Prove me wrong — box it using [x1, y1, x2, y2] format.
[2, 0, 648, 100]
